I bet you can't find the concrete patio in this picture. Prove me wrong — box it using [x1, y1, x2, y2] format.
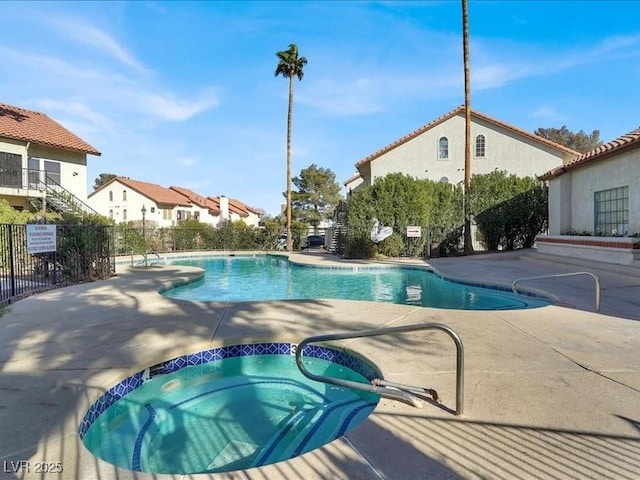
[1, 249, 639, 479]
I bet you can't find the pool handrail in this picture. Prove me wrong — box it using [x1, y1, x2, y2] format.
[295, 322, 464, 415]
[512, 271, 600, 311]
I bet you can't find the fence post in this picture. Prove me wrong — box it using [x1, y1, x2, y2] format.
[8, 224, 15, 297]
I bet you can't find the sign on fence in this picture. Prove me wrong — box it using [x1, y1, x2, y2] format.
[406, 226, 422, 238]
[26, 224, 57, 254]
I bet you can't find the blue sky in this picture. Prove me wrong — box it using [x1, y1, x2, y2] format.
[2, 1, 639, 215]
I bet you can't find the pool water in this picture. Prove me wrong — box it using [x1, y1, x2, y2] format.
[162, 256, 548, 310]
[81, 349, 379, 474]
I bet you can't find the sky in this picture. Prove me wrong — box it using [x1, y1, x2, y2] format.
[1, 1, 639, 216]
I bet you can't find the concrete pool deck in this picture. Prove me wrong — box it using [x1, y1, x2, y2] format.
[0, 249, 639, 479]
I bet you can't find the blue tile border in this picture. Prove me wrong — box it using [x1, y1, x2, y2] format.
[78, 342, 378, 439]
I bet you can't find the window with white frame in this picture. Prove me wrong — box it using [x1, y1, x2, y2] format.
[123, 209, 127, 221]
[109, 191, 113, 202]
[475, 135, 485, 157]
[594, 186, 629, 235]
[438, 137, 449, 160]
[163, 209, 171, 220]
[123, 190, 127, 201]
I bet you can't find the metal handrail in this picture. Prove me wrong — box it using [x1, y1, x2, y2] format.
[512, 271, 601, 311]
[295, 323, 464, 415]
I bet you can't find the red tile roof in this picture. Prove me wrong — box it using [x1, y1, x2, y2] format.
[170, 186, 221, 214]
[355, 105, 579, 169]
[89, 177, 191, 206]
[208, 196, 250, 217]
[539, 127, 640, 180]
[0, 103, 101, 156]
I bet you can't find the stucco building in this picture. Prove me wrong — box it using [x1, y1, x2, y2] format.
[347, 106, 579, 191]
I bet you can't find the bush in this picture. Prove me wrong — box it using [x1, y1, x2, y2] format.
[377, 232, 405, 257]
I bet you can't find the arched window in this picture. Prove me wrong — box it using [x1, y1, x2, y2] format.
[123, 190, 127, 201]
[475, 135, 485, 157]
[108, 190, 113, 202]
[438, 137, 449, 159]
[440, 177, 449, 183]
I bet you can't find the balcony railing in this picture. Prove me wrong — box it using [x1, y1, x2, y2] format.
[0, 168, 48, 192]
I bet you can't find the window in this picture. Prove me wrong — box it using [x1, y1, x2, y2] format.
[28, 157, 40, 188]
[439, 177, 449, 183]
[594, 186, 629, 235]
[123, 209, 127, 221]
[475, 135, 485, 157]
[177, 210, 183, 221]
[0, 151, 23, 188]
[194, 211, 200, 220]
[163, 209, 172, 220]
[438, 137, 449, 159]
[109, 209, 113, 219]
[44, 161, 60, 185]
[150, 206, 155, 213]
[109, 191, 113, 202]
[123, 190, 127, 201]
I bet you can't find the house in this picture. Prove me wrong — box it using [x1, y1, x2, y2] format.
[536, 127, 640, 265]
[349, 106, 579, 189]
[88, 176, 263, 228]
[0, 102, 101, 213]
[88, 177, 195, 227]
[344, 172, 363, 195]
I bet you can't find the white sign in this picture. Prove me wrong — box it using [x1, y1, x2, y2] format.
[26, 224, 57, 254]
[406, 226, 422, 238]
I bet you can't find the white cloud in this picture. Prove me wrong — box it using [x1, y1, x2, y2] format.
[34, 99, 114, 132]
[49, 17, 148, 73]
[124, 87, 221, 122]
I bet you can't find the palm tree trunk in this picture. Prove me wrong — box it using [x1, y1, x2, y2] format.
[462, 0, 473, 254]
[286, 72, 294, 251]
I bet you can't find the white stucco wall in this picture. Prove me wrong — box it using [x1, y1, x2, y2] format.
[364, 114, 567, 186]
[0, 138, 89, 203]
[556, 148, 640, 234]
[548, 174, 573, 235]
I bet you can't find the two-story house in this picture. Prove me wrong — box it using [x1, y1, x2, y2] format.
[0, 102, 101, 213]
[349, 105, 579, 190]
[88, 177, 262, 228]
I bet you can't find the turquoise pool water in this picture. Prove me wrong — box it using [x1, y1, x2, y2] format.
[162, 256, 548, 310]
[81, 346, 379, 474]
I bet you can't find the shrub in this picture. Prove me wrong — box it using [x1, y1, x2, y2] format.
[377, 232, 405, 257]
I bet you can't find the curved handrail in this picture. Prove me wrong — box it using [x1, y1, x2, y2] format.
[295, 323, 464, 415]
[512, 271, 600, 311]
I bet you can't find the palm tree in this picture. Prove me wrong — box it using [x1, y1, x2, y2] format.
[462, 0, 473, 254]
[275, 43, 307, 252]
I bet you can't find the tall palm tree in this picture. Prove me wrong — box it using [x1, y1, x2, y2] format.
[275, 43, 307, 252]
[462, 0, 473, 254]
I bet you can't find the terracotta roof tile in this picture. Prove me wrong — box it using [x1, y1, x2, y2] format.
[208, 196, 249, 217]
[89, 177, 191, 206]
[539, 127, 640, 180]
[355, 105, 579, 169]
[0, 103, 100, 155]
[170, 186, 221, 214]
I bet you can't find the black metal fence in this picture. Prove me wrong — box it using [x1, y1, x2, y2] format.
[0, 224, 115, 305]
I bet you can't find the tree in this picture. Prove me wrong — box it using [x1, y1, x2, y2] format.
[291, 164, 342, 231]
[274, 43, 307, 251]
[93, 173, 117, 190]
[534, 126, 602, 153]
[462, 0, 473, 254]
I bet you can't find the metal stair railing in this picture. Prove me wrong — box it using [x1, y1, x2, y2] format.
[295, 322, 464, 415]
[512, 271, 601, 311]
[38, 175, 100, 217]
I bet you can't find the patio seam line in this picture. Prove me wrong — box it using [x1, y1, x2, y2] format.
[499, 317, 640, 394]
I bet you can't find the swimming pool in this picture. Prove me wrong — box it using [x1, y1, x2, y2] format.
[161, 256, 549, 310]
[79, 342, 380, 474]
